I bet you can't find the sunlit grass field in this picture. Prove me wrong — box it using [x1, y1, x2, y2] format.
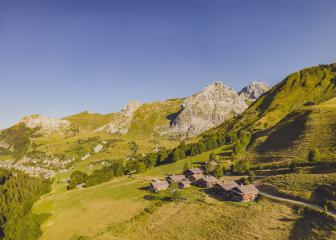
[33, 143, 336, 240]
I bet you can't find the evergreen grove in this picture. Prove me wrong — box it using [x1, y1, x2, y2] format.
[0, 169, 51, 240]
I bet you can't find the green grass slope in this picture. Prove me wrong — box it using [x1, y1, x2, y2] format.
[127, 98, 182, 138]
[0, 98, 183, 164]
[64, 111, 117, 131]
[211, 63, 336, 163]
[33, 145, 336, 240]
[249, 97, 336, 162]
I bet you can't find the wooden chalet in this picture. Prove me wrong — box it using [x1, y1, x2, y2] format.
[215, 181, 240, 193]
[229, 184, 259, 202]
[150, 180, 169, 193]
[166, 174, 186, 184]
[196, 175, 218, 188]
[184, 168, 203, 178]
[179, 180, 191, 189]
[189, 173, 205, 183]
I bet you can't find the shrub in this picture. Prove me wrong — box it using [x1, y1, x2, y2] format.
[209, 152, 218, 162]
[171, 148, 185, 162]
[308, 148, 321, 163]
[213, 165, 224, 178]
[134, 161, 146, 173]
[68, 170, 88, 189]
[233, 158, 250, 175]
[247, 170, 255, 183]
[183, 162, 192, 171]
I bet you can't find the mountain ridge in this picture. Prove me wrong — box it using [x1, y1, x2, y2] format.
[0, 80, 269, 163]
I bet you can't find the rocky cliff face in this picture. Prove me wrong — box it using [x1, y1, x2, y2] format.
[238, 81, 270, 100]
[94, 100, 142, 134]
[170, 81, 248, 137]
[17, 114, 72, 135]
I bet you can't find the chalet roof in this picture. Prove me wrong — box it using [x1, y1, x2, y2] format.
[167, 174, 186, 182]
[217, 181, 239, 191]
[180, 180, 191, 186]
[191, 173, 205, 181]
[187, 168, 203, 175]
[199, 175, 218, 184]
[231, 184, 259, 195]
[150, 180, 169, 189]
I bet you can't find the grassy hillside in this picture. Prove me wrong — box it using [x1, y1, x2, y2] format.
[210, 63, 336, 163]
[128, 98, 182, 138]
[64, 111, 117, 131]
[33, 146, 336, 240]
[248, 97, 336, 162]
[0, 99, 183, 164]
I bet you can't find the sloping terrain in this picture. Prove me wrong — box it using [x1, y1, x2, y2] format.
[210, 63, 336, 163]
[250, 97, 336, 162]
[32, 148, 336, 240]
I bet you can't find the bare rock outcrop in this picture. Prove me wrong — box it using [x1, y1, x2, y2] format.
[170, 81, 248, 136]
[95, 100, 141, 134]
[17, 114, 72, 135]
[238, 81, 270, 100]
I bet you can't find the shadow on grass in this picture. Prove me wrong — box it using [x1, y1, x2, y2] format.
[217, 151, 232, 157]
[310, 162, 336, 174]
[289, 208, 336, 240]
[256, 110, 309, 155]
[138, 186, 150, 191]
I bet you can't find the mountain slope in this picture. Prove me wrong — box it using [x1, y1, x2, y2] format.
[0, 80, 269, 166]
[210, 63, 336, 163]
[249, 97, 336, 162]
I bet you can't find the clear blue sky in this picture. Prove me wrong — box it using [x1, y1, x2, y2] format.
[0, 0, 336, 128]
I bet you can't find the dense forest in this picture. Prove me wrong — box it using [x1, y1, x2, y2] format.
[0, 169, 51, 240]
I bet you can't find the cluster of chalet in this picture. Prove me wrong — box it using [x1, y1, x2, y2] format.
[149, 167, 259, 202]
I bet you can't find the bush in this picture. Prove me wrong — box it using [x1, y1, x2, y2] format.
[68, 170, 88, 189]
[213, 165, 224, 178]
[157, 151, 168, 164]
[171, 148, 185, 162]
[233, 158, 250, 175]
[183, 162, 192, 171]
[209, 152, 218, 162]
[134, 161, 146, 173]
[247, 170, 255, 183]
[308, 148, 321, 163]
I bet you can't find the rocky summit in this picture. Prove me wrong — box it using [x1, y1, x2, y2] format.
[170, 81, 248, 137]
[17, 114, 72, 135]
[238, 81, 270, 100]
[94, 100, 142, 134]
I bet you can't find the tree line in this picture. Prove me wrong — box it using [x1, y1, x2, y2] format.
[68, 128, 253, 189]
[0, 169, 51, 240]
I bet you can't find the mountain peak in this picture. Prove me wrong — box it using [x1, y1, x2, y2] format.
[171, 81, 248, 136]
[17, 114, 72, 134]
[238, 81, 270, 100]
[120, 100, 142, 117]
[202, 81, 233, 93]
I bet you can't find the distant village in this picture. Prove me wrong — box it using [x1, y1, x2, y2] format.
[150, 167, 259, 202]
[0, 157, 73, 179]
